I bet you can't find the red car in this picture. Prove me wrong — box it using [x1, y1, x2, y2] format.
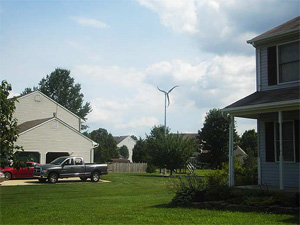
[1, 162, 40, 180]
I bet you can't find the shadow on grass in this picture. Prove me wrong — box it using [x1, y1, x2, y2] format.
[150, 202, 300, 224]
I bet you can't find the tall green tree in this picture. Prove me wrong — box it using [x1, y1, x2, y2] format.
[240, 129, 257, 157]
[0, 80, 23, 168]
[89, 128, 119, 163]
[22, 68, 91, 129]
[118, 145, 129, 159]
[146, 125, 170, 169]
[198, 108, 239, 169]
[132, 138, 150, 163]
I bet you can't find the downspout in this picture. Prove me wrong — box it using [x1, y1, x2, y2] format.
[257, 48, 261, 92]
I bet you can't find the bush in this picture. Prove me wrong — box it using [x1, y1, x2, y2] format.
[146, 164, 156, 173]
[167, 174, 204, 206]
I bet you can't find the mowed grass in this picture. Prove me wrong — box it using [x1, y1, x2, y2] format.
[0, 173, 298, 224]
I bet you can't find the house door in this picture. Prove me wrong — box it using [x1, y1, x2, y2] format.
[46, 152, 69, 164]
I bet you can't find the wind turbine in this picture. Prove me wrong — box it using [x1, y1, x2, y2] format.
[157, 85, 179, 135]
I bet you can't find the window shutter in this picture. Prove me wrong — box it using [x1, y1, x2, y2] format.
[265, 122, 275, 162]
[267, 46, 277, 86]
[295, 120, 299, 162]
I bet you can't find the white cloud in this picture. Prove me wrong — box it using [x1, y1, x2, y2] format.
[137, 0, 199, 34]
[137, 0, 299, 54]
[8, 90, 19, 98]
[77, 53, 256, 136]
[71, 16, 109, 29]
[116, 116, 159, 129]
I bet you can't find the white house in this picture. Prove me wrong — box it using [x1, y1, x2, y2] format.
[114, 136, 136, 163]
[14, 91, 97, 164]
[223, 16, 299, 189]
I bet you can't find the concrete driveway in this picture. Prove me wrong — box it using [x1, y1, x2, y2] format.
[0, 178, 110, 186]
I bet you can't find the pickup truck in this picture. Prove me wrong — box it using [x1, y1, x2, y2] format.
[33, 156, 108, 183]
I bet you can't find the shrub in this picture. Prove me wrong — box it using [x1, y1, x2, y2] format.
[167, 174, 204, 206]
[146, 164, 156, 173]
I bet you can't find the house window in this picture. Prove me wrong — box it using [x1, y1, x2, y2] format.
[278, 41, 300, 83]
[275, 121, 295, 162]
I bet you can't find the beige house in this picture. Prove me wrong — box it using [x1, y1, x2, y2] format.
[14, 91, 97, 164]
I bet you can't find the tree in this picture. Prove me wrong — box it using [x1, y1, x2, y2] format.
[146, 125, 170, 169]
[148, 132, 197, 175]
[89, 128, 119, 163]
[0, 80, 23, 168]
[118, 145, 129, 159]
[132, 138, 150, 163]
[22, 68, 91, 129]
[198, 108, 239, 169]
[131, 135, 138, 141]
[240, 129, 257, 157]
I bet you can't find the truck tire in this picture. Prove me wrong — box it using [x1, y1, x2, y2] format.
[38, 178, 47, 183]
[48, 173, 59, 183]
[80, 177, 87, 182]
[91, 172, 100, 182]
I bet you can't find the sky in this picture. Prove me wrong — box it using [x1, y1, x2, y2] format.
[1, 0, 299, 138]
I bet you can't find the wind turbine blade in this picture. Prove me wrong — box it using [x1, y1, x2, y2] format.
[168, 85, 179, 94]
[157, 86, 167, 94]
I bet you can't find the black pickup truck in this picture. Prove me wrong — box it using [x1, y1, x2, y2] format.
[33, 156, 108, 183]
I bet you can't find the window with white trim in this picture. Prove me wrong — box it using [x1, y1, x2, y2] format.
[278, 41, 300, 83]
[275, 121, 295, 162]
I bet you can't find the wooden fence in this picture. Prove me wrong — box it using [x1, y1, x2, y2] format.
[108, 163, 147, 173]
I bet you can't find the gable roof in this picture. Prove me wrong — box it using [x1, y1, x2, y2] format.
[114, 136, 130, 144]
[247, 16, 300, 45]
[16, 90, 82, 120]
[18, 117, 98, 147]
[18, 117, 52, 133]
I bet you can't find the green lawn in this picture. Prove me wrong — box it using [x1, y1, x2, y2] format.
[0, 173, 298, 224]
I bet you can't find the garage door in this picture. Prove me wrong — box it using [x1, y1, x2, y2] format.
[16, 151, 41, 163]
[46, 152, 69, 163]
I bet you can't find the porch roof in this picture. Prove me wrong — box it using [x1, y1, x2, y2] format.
[223, 86, 300, 117]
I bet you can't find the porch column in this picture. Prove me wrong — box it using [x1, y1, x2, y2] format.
[257, 120, 262, 185]
[278, 111, 284, 190]
[228, 115, 234, 187]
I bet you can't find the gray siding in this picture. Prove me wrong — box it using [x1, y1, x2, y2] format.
[258, 120, 299, 187]
[258, 36, 300, 91]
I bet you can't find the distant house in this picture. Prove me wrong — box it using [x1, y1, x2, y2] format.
[223, 17, 299, 189]
[114, 136, 136, 163]
[234, 146, 248, 164]
[14, 91, 98, 164]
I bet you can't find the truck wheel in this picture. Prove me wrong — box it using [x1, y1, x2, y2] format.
[91, 172, 100, 182]
[80, 177, 87, 182]
[38, 178, 47, 183]
[48, 173, 59, 183]
[4, 172, 12, 180]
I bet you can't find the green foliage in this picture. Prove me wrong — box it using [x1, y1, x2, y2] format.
[132, 138, 150, 163]
[145, 163, 156, 173]
[88, 128, 119, 163]
[118, 145, 129, 159]
[204, 157, 258, 189]
[22, 68, 91, 129]
[130, 135, 138, 141]
[198, 108, 239, 169]
[168, 174, 204, 206]
[148, 130, 197, 175]
[240, 129, 257, 157]
[0, 80, 23, 168]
